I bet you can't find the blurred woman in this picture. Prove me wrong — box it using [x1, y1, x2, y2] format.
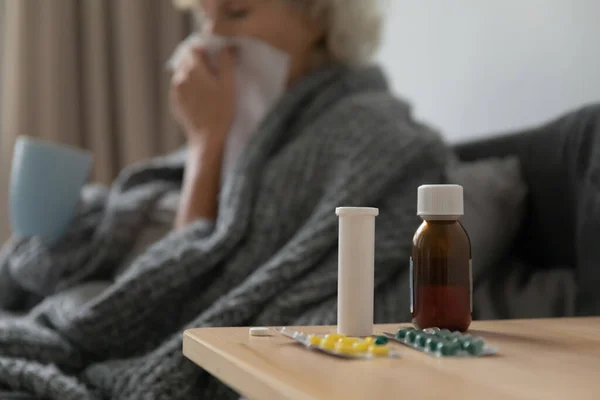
[170, 0, 442, 230]
[0, 1, 449, 398]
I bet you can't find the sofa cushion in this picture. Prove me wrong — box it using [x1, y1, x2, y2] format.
[447, 156, 528, 283]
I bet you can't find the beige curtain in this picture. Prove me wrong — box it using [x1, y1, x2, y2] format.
[0, 0, 194, 242]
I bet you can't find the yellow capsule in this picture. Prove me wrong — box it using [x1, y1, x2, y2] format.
[308, 335, 322, 346]
[364, 337, 375, 345]
[321, 339, 336, 350]
[337, 337, 360, 345]
[353, 342, 369, 353]
[320, 339, 336, 350]
[335, 342, 357, 355]
[324, 333, 345, 341]
[369, 345, 389, 357]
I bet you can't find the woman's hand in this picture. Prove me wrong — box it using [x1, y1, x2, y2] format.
[170, 45, 237, 146]
[171, 45, 237, 229]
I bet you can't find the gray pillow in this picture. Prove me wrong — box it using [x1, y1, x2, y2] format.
[447, 156, 528, 283]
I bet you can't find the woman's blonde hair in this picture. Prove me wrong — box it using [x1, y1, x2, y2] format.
[173, 0, 383, 66]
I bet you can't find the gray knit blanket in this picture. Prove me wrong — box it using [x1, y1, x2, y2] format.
[0, 65, 451, 399]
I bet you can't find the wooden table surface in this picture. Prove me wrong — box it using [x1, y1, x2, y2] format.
[183, 318, 600, 400]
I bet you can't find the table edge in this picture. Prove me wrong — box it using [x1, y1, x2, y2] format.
[183, 329, 316, 400]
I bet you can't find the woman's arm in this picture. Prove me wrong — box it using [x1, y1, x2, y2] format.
[174, 135, 226, 230]
[169, 45, 236, 230]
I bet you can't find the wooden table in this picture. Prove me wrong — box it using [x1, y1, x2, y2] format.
[183, 318, 600, 400]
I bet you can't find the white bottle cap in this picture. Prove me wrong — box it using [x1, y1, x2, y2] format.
[335, 207, 379, 217]
[417, 185, 464, 217]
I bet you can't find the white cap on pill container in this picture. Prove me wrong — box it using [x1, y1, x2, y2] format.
[335, 207, 378, 337]
[417, 184, 463, 217]
[249, 327, 270, 337]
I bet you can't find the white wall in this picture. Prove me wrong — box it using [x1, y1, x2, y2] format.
[377, 0, 600, 142]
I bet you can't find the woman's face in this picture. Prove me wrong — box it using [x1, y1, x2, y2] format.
[200, 0, 324, 83]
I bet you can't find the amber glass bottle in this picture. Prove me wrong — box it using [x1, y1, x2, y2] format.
[411, 185, 472, 332]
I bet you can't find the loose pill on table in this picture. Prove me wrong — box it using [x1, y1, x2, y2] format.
[364, 336, 375, 345]
[249, 327, 270, 336]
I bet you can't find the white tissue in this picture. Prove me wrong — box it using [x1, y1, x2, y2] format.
[168, 34, 290, 184]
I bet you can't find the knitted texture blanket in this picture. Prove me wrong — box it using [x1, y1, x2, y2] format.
[0, 65, 450, 399]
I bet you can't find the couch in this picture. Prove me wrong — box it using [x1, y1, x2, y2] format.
[454, 104, 600, 316]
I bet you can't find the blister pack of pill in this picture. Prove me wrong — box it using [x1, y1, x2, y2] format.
[277, 327, 400, 360]
[383, 327, 498, 357]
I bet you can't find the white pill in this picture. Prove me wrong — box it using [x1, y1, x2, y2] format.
[249, 327, 270, 337]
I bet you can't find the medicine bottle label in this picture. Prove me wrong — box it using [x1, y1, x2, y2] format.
[409, 257, 414, 314]
[469, 259, 473, 313]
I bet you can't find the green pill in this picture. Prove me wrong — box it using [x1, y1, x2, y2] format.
[459, 335, 474, 350]
[435, 341, 451, 356]
[446, 340, 461, 354]
[449, 331, 462, 340]
[438, 329, 451, 337]
[375, 336, 388, 345]
[396, 329, 408, 340]
[465, 338, 485, 355]
[437, 340, 459, 356]
[414, 333, 427, 348]
[425, 337, 439, 352]
[405, 330, 417, 344]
